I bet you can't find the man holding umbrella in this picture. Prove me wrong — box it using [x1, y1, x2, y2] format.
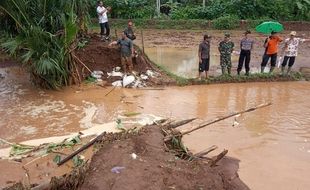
[261, 31, 282, 73]
[256, 21, 283, 73]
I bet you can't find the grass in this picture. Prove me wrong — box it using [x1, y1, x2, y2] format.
[191, 72, 304, 85]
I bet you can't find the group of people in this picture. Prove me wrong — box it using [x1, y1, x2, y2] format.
[97, 1, 137, 74]
[97, 1, 309, 80]
[198, 30, 310, 79]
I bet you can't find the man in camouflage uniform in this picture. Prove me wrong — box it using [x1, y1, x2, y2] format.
[218, 33, 234, 75]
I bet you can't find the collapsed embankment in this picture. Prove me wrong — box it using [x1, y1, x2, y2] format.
[5, 125, 249, 190]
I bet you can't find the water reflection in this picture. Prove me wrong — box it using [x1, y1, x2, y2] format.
[145, 47, 240, 78]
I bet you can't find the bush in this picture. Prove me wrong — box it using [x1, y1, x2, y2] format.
[213, 15, 239, 30]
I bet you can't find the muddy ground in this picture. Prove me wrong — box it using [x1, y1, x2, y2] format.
[50, 126, 249, 190]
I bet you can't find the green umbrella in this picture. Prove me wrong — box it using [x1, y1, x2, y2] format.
[255, 21, 284, 34]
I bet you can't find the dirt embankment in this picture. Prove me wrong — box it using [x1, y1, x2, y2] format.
[46, 126, 249, 190]
[74, 35, 174, 86]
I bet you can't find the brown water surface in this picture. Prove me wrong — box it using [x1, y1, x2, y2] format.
[0, 66, 310, 189]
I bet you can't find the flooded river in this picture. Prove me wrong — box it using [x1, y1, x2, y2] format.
[1, 66, 310, 189]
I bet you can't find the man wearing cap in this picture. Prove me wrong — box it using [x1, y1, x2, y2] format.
[261, 31, 282, 73]
[281, 31, 310, 75]
[218, 33, 234, 75]
[198, 34, 211, 79]
[237, 30, 254, 76]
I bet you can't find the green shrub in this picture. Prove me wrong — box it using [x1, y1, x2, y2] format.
[213, 15, 239, 30]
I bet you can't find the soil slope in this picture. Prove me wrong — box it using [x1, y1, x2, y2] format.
[80, 126, 249, 190]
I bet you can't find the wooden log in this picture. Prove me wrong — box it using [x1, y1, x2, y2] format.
[209, 149, 228, 167]
[164, 103, 272, 142]
[57, 133, 105, 166]
[194, 145, 218, 158]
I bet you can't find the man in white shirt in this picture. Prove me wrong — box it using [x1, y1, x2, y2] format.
[281, 31, 310, 75]
[97, 1, 110, 40]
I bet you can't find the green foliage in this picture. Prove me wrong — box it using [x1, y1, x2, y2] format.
[95, 0, 310, 21]
[213, 15, 239, 30]
[10, 144, 35, 156]
[0, 0, 91, 89]
[103, 0, 156, 19]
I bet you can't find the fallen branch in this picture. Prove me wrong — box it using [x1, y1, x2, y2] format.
[57, 132, 105, 166]
[194, 145, 218, 158]
[209, 149, 228, 167]
[72, 53, 92, 73]
[164, 102, 272, 142]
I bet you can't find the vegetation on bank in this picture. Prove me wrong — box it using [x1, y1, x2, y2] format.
[0, 0, 91, 89]
[97, 0, 310, 21]
[101, 18, 283, 30]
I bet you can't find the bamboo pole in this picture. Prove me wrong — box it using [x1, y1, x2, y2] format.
[57, 133, 105, 166]
[194, 145, 218, 158]
[164, 103, 272, 142]
[141, 30, 145, 54]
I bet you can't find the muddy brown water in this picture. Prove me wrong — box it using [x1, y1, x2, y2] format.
[0, 65, 310, 189]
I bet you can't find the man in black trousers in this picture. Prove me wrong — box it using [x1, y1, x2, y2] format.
[237, 30, 254, 76]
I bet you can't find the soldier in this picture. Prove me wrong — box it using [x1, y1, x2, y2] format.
[218, 33, 234, 75]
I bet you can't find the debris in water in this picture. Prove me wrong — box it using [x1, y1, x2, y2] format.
[140, 74, 148, 80]
[112, 80, 122, 87]
[111, 166, 125, 174]
[131, 153, 137, 160]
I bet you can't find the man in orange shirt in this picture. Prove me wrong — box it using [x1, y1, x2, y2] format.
[261, 31, 282, 73]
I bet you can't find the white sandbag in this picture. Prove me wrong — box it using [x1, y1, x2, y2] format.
[112, 80, 123, 87]
[140, 74, 149, 80]
[107, 71, 123, 78]
[146, 70, 154, 77]
[123, 75, 135, 87]
[91, 73, 102, 79]
[114, 67, 121, 72]
[93, 70, 104, 75]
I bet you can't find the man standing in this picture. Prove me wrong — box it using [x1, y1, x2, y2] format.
[218, 33, 234, 75]
[97, 1, 110, 41]
[237, 30, 254, 76]
[261, 31, 282, 73]
[198, 34, 211, 79]
[124, 21, 136, 41]
[109, 32, 134, 74]
[281, 31, 310, 75]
